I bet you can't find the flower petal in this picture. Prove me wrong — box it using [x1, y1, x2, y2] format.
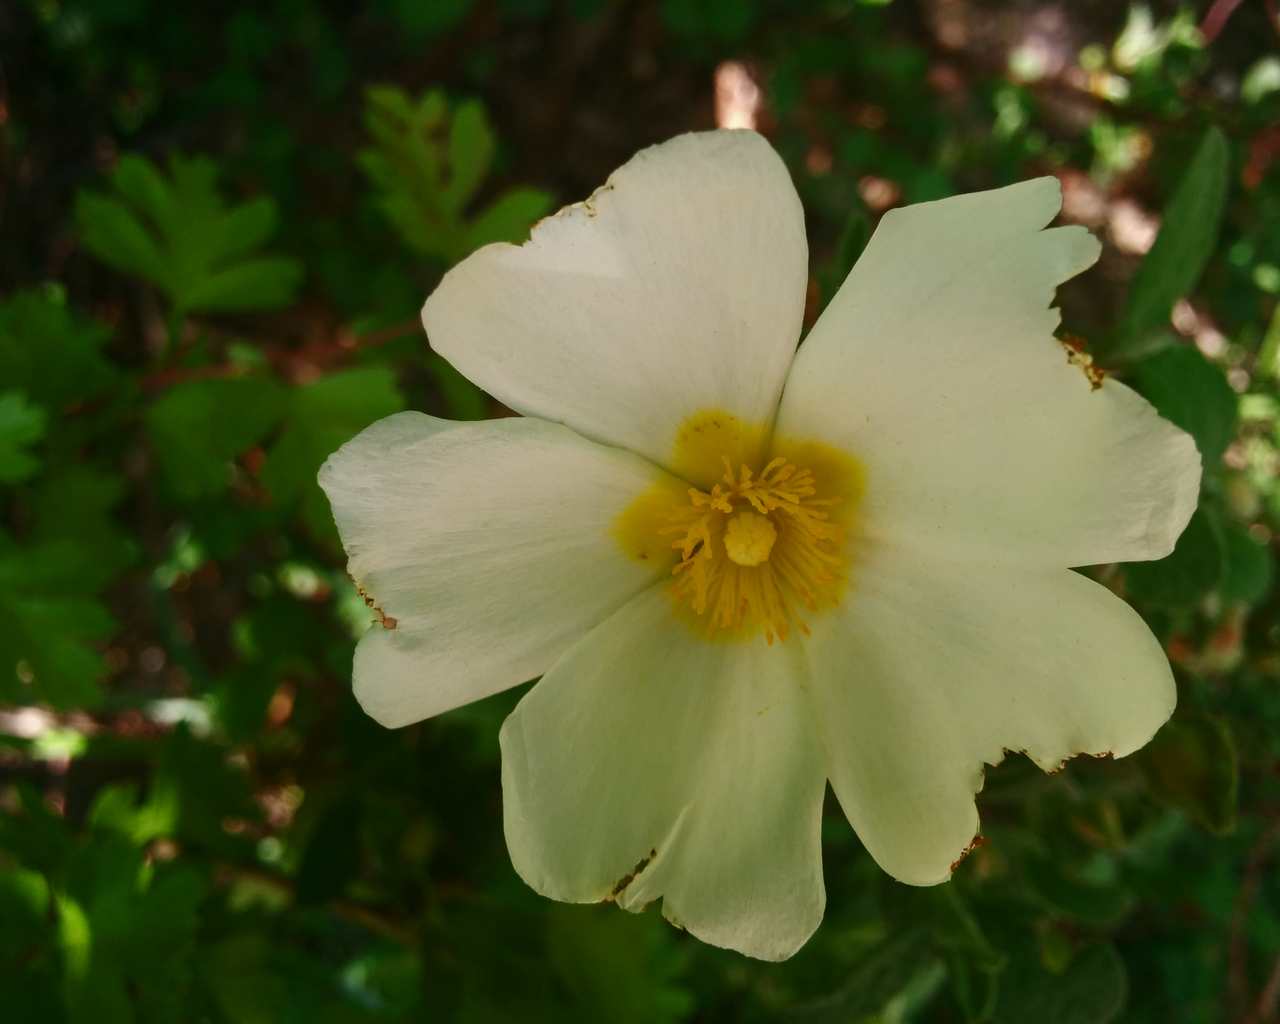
[319, 412, 671, 727]
[423, 130, 808, 474]
[776, 177, 1200, 568]
[808, 543, 1175, 885]
[501, 585, 826, 961]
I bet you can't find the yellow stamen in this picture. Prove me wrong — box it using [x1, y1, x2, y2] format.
[615, 413, 866, 645]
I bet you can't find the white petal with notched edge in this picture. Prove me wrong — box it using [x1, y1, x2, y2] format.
[807, 542, 1176, 886]
[319, 412, 672, 727]
[777, 177, 1200, 570]
[501, 585, 827, 961]
[422, 130, 808, 475]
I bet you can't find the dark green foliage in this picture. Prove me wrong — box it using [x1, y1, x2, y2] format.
[993, 944, 1127, 1024]
[1140, 713, 1240, 834]
[3, 2, 1279, 1022]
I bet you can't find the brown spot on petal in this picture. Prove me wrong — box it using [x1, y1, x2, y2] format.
[949, 834, 988, 874]
[609, 848, 657, 900]
[355, 581, 397, 630]
[1060, 335, 1106, 391]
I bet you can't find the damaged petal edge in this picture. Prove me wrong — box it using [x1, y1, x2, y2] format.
[1047, 748, 1116, 774]
[1059, 335, 1107, 391]
[949, 834, 988, 874]
[354, 579, 398, 630]
[608, 847, 657, 901]
[530, 180, 617, 235]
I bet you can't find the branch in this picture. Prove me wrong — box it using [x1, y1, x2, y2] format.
[1201, 0, 1246, 43]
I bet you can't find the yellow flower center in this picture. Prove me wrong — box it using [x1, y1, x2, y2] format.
[723, 509, 776, 566]
[614, 410, 865, 644]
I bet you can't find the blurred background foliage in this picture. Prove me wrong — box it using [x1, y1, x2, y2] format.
[2, 0, 1280, 1020]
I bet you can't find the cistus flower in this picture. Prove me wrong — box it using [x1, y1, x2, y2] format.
[319, 130, 1201, 961]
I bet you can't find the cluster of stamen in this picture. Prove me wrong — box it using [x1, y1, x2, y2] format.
[662, 456, 843, 643]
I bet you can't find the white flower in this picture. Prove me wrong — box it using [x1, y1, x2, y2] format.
[319, 130, 1201, 961]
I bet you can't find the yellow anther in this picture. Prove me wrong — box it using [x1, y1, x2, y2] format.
[723, 509, 777, 566]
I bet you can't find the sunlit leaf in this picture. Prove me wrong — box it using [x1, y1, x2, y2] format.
[1120, 127, 1229, 348]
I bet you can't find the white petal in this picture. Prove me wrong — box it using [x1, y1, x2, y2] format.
[319, 412, 671, 727]
[501, 586, 826, 961]
[809, 543, 1175, 885]
[423, 130, 808, 474]
[777, 178, 1200, 568]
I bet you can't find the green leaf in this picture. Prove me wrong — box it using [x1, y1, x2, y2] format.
[0, 287, 117, 408]
[1219, 523, 1273, 604]
[1140, 714, 1239, 833]
[179, 257, 304, 313]
[994, 943, 1127, 1024]
[464, 186, 554, 251]
[76, 153, 302, 315]
[445, 99, 496, 213]
[61, 836, 206, 1024]
[360, 86, 551, 263]
[1125, 506, 1223, 608]
[146, 375, 288, 498]
[1133, 345, 1236, 467]
[1120, 126, 1230, 346]
[202, 935, 292, 1024]
[546, 906, 692, 1024]
[88, 781, 180, 846]
[262, 367, 404, 540]
[0, 783, 75, 873]
[786, 929, 938, 1022]
[0, 538, 118, 707]
[210, 196, 279, 260]
[0, 862, 62, 1021]
[1021, 850, 1135, 926]
[877, 882, 1003, 1020]
[111, 153, 176, 224]
[0, 391, 47, 483]
[28, 467, 134, 586]
[75, 191, 170, 284]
